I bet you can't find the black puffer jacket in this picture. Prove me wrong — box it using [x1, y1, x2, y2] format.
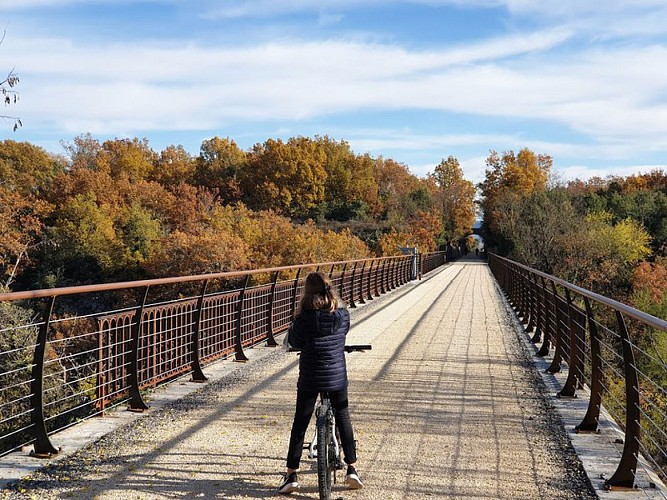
[288, 307, 350, 393]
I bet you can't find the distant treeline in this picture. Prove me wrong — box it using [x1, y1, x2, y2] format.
[478, 149, 666, 313]
[0, 135, 476, 292]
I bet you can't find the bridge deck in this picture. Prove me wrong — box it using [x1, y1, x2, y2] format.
[2, 258, 597, 499]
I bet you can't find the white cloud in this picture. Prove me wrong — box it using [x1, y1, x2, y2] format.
[201, 0, 503, 20]
[8, 29, 575, 128]
[9, 28, 667, 158]
[347, 130, 521, 152]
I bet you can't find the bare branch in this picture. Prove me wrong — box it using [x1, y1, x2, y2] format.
[1, 30, 22, 131]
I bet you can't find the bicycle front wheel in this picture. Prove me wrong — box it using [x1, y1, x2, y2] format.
[316, 403, 333, 500]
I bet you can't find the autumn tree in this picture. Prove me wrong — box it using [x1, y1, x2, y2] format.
[478, 148, 552, 252]
[61, 133, 102, 171]
[631, 259, 667, 320]
[568, 171, 667, 256]
[373, 157, 431, 223]
[0, 140, 64, 195]
[51, 192, 122, 281]
[144, 229, 250, 278]
[430, 156, 476, 243]
[242, 137, 327, 218]
[0, 186, 51, 286]
[208, 204, 369, 269]
[552, 212, 651, 292]
[152, 144, 195, 188]
[194, 137, 247, 204]
[315, 136, 376, 221]
[96, 138, 157, 182]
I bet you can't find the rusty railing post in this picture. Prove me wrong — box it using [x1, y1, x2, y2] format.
[97, 318, 106, 415]
[339, 263, 348, 303]
[421, 253, 427, 276]
[234, 275, 250, 362]
[128, 286, 150, 412]
[576, 297, 603, 433]
[558, 289, 580, 398]
[368, 259, 377, 299]
[525, 270, 537, 333]
[506, 262, 517, 309]
[537, 276, 552, 356]
[517, 267, 528, 324]
[29, 296, 60, 458]
[190, 280, 209, 382]
[349, 263, 358, 308]
[546, 282, 564, 373]
[605, 311, 640, 490]
[530, 273, 544, 343]
[357, 261, 367, 304]
[379, 260, 387, 295]
[265, 271, 280, 347]
[291, 268, 303, 316]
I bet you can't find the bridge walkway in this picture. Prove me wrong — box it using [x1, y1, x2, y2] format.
[2, 257, 596, 499]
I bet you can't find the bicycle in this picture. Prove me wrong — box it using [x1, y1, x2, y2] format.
[291, 344, 371, 500]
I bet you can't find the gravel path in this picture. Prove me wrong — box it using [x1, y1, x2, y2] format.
[1, 258, 596, 499]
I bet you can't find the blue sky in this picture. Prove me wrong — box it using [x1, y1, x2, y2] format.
[2, 0, 667, 185]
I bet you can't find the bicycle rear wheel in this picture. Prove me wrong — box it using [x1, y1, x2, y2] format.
[316, 402, 333, 500]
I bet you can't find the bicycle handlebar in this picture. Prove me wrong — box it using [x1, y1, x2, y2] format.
[344, 344, 372, 352]
[288, 344, 372, 353]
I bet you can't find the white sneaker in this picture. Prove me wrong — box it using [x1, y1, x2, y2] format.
[345, 466, 363, 489]
[278, 472, 299, 494]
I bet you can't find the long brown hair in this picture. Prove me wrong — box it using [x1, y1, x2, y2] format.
[295, 272, 340, 316]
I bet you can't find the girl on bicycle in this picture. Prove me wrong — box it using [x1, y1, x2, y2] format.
[278, 271, 363, 494]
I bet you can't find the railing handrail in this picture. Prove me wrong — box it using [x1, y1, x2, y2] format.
[0, 255, 409, 303]
[490, 253, 667, 332]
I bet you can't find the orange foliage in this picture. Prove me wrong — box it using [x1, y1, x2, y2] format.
[632, 260, 667, 303]
[0, 186, 51, 282]
[144, 229, 250, 278]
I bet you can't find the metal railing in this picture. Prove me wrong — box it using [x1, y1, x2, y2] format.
[0, 251, 448, 459]
[489, 253, 667, 490]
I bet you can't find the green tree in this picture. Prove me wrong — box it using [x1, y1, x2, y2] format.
[119, 202, 162, 266]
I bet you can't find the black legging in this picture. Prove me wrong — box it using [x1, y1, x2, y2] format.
[286, 387, 357, 470]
